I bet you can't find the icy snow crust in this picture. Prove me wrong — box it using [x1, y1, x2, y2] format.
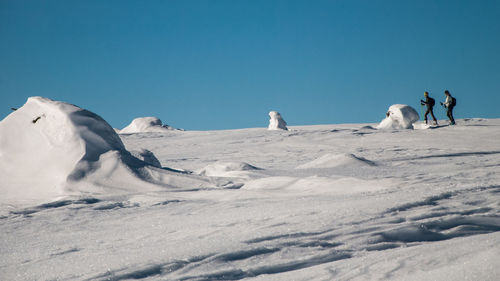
[1, 98, 500, 281]
[377, 104, 420, 129]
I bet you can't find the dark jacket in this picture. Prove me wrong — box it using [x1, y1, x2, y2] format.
[421, 97, 435, 108]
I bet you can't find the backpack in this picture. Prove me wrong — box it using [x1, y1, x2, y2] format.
[428, 97, 435, 107]
[451, 97, 457, 107]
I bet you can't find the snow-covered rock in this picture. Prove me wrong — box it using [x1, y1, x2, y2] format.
[376, 104, 419, 130]
[120, 117, 180, 134]
[268, 111, 288, 130]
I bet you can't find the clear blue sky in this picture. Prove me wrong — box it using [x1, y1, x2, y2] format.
[1, 0, 499, 130]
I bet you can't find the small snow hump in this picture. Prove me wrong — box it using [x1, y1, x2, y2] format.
[296, 153, 376, 169]
[268, 111, 288, 130]
[120, 117, 181, 134]
[376, 104, 419, 130]
[198, 161, 261, 178]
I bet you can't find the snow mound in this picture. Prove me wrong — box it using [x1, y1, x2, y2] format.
[198, 161, 261, 178]
[0, 97, 208, 206]
[296, 153, 375, 169]
[376, 104, 419, 130]
[268, 111, 288, 130]
[0, 97, 129, 203]
[120, 117, 180, 134]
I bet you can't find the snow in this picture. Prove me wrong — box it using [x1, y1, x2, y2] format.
[296, 153, 376, 169]
[130, 148, 162, 168]
[0, 97, 126, 205]
[376, 104, 420, 129]
[198, 161, 262, 178]
[268, 111, 288, 130]
[120, 116, 180, 133]
[0, 97, 222, 207]
[1, 97, 500, 281]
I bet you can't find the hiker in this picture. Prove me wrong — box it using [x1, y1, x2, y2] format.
[440, 90, 456, 125]
[420, 91, 438, 125]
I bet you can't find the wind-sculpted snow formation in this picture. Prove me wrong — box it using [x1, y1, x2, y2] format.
[377, 104, 420, 129]
[120, 117, 181, 133]
[0, 97, 214, 206]
[268, 111, 288, 130]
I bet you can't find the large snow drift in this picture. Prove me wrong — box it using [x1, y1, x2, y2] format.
[0, 97, 129, 202]
[376, 104, 420, 130]
[0, 97, 208, 206]
[120, 117, 180, 133]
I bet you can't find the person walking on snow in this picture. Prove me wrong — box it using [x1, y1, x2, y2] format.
[440, 90, 456, 125]
[421, 91, 438, 125]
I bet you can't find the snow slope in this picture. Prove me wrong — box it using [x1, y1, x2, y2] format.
[1, 100, 499, 281]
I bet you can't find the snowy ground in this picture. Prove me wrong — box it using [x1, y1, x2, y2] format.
[1, 117, 500, 280]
